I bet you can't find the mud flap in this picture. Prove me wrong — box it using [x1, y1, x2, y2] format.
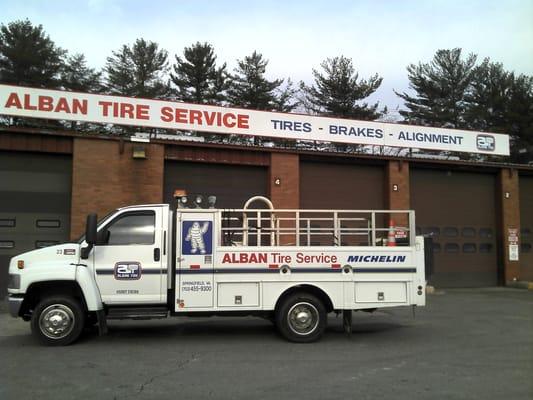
[96, 309, 108, 336]
[343, 310, 352, 335]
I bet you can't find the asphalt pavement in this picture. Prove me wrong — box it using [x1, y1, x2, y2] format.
[1, 288, 532, 400]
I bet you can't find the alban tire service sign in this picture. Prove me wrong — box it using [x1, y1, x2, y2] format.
[0, 84, 510, 155]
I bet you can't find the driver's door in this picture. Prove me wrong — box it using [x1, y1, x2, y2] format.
[93, 207, 164, 304]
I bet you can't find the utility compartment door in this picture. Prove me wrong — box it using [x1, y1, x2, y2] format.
[355, 282, 408, 303]
[176, 212, 215, 310]
[217, 282, 260, 307]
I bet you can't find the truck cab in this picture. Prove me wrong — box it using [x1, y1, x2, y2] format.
[7, 203, 171, 344]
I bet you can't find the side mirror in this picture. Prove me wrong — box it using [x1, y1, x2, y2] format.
[81, 213, 97, 260]
[86, 213, 97, 245]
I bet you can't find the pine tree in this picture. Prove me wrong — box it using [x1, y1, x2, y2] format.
[396, 48, 477, 128]
[227, 51, 294, 111]
[171, 42, 228, 104]
[104, 38, 170, 98]
[0, 19, 65, 87]
[300, 55, 383, 120]
[465, 60, 533, 160]
[506, 74, 533, 161]
[273, 79, 298, 113]
[61, 53, 102, 92]
[58, 54, 103, 131]
[464, 60, 511, 131]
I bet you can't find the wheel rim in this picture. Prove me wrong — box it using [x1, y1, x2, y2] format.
[38, 304, 76, 340]
[287, 302, 319, 336]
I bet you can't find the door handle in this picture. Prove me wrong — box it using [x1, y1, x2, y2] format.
[154, 248, 161, 262]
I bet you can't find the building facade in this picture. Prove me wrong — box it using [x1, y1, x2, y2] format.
[1, 126, 532, 296]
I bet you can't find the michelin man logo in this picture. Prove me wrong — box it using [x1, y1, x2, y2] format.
[182, 221, 212, 255]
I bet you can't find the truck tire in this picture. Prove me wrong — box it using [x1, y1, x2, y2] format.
[30, 296, 85, 346]
[276, 292, 326, 343]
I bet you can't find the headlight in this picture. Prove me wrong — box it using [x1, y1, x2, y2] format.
[8, 274, 20, 289]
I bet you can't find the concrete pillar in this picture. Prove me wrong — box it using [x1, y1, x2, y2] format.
[70, 137, 164, 239]
[498, 168, 521, 284]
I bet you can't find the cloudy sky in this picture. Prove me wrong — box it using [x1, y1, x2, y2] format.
[1, 0, 532, 112]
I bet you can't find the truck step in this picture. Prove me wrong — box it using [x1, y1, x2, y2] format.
[107, 307, 168, 320]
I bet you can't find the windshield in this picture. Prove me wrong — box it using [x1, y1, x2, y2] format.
[76, 210, 117, 244]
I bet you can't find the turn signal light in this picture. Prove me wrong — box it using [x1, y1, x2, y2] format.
[17, 260, 24, 269]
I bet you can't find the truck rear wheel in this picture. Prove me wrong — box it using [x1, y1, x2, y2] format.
[30, 296, 85, 346]
[276, 292, 326, 343]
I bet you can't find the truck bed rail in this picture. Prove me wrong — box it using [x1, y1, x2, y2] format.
[219, 209, 415, 248]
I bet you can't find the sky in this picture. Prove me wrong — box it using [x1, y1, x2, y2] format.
[1, 0, 532, 113]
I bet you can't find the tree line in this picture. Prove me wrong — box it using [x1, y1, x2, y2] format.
[0, 19, 531, 161]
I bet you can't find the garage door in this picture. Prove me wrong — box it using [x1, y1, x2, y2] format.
[164, 161, 268, 208]
[411, 168, 498, 287]
[300, 161, 385, 246]
[300, 161, 384, 209]
[519, 175, 533, 281]
[0, 151, 72, 297]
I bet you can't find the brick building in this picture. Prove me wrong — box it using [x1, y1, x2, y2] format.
[1, 126, 532, 296]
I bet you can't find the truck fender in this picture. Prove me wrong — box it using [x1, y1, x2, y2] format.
[274, 284, 335, 313]
[76, 265, 103, 311]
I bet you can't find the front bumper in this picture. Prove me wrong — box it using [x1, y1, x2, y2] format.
[7, 295, 24, 317]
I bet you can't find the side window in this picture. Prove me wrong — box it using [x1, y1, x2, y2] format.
[461, 227, 476, 237]
[480, 243, 493, 253]
[443, 227, 458, 237]
[479, 228, 493, 239]
[105, 212, 155, 246]
[444, 243, 459, 253]
[462, 243, 477, 253]
[422, 227, 440, 237]
[0, 218, 16, 227]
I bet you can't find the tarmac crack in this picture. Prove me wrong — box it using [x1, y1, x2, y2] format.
[116, 353, 198, 399]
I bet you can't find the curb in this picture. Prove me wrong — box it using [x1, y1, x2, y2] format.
[506, 281, 533, 290]
[426, 285, 445, 295]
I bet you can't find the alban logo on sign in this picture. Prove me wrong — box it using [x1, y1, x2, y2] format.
[476, 134, 495, 151]
[114, 262, 142, 280]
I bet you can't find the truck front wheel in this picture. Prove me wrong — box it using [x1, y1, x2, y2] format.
[31, 296, 85, 346]
[276, 292, 326, 343]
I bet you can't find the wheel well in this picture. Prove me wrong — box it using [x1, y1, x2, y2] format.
[275, 284, 334, 313]
[20, 281, 87, 319]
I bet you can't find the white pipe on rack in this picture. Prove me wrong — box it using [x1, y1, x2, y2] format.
[243, 196, 274, 210]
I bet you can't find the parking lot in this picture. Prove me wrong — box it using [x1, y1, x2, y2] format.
[1, 288, 532, 400]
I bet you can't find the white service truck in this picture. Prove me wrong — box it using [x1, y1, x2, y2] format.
[7, 195, 426, 345]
